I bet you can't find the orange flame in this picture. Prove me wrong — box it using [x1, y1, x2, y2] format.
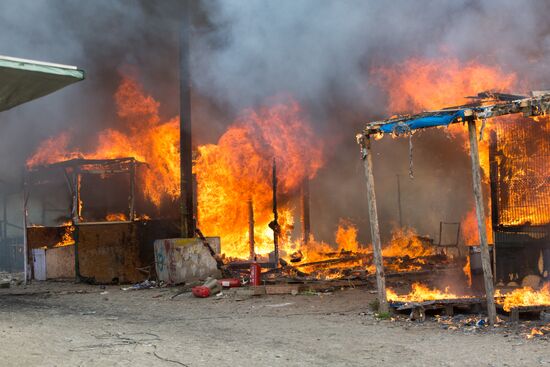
[496, 283, 550, 312]
[195, 101, 323, 259]
[105, 213, 128, 222]
[387, 282, 464, 302]
[461, 207, 493, 245]
[373, 57, 517, 115]
[54, 226, 75, 248]
[27, 76, 180, 208]
[382, 227, 435, 258]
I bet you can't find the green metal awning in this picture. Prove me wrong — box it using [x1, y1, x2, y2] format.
[0, 55, 85, 112]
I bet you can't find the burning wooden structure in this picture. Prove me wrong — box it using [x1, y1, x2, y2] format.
[489, 119, 550, 283]
[25, 158, 180, 283]
[357, 91, 550, 324]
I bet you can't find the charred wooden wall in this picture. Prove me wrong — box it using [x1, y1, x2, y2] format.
[27, 220, 180, 284]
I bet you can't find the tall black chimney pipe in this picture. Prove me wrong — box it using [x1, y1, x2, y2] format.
[180, 0, 195, 238]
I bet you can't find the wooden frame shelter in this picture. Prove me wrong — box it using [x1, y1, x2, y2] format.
[356, 91, 550, 325]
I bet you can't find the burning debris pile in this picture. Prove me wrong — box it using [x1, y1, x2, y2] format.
[496, 283, 550, 312]
[25, 74, 456, 282]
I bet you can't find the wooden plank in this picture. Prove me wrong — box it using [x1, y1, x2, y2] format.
[359, 135, 388, 313]
[467, 118, 497, 326]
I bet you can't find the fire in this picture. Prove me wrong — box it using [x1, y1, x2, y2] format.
[373, 57, 517, 115]
[195, 101, 323, 259]
[382, 227, 435, 258]
[492, 116, 550, 226]
[105, 213, 128, 221]
[373, 57, 529, 250]
[463, 255, 472, 287]
[461, 208, 494, 245]
[387, 282, 462, 303]
[496, 283, 550, 312]
[527, 328, 544, 339]
[54, 226, 75, 247]
[27, 76, 180, 208]
[335, 219, 363, 252]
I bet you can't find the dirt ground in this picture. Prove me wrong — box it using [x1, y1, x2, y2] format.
[0, 281, 548, 367]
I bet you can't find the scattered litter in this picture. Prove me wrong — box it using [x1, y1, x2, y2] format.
[121, 280, 159, 291]
[100, 291, 108, 295]
[80, 311, 96, 315]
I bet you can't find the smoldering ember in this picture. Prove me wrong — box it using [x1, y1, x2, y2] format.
[0, 1, 550, 367]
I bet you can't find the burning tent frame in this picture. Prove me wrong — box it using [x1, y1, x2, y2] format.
[26, 157, 143, 224]
[356, 91, 550, 325]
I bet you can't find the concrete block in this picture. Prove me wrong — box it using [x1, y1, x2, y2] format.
[154, 238, 221, 284]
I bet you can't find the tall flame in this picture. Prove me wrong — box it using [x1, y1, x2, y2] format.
[387, 282, 463, 302]
[373, 57, 521, 246]
[27, 76, 180, 207]
[195, 101, 324, 259]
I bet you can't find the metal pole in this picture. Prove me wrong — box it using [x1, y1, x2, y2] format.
[358, 134, 388, 313]
[467, 118, 496, 326]
[23, 188, 29, 285]
[179, 0, 195, 238]
[396, 174, 403, 228]
[301, 177, 310, 245]
[72, 170, 81, 282]
[248, 197, 255, 260]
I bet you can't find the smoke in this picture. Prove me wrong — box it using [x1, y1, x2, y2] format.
[191, 0, 550, 242]
[1, 0, 549, 243]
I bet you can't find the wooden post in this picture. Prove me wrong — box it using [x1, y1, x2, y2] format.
[129, 160, 136, 221]
[271, 158, 279, 267]
[248, 196, 255, 260]
[72, 170, 81, 282]
[179, 0, 195, 238]
[467, 118, 496, 326]
[358, 134, 388, 313]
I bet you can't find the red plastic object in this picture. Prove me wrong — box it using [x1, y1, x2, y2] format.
[218, 278, 241, 288]
[192, 286, 211, 298]
[250, 262, 262, 286]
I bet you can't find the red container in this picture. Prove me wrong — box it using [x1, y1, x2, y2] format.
[250, 262, 262, 286]
[218, 278, 241, 288]
[192, 286, 211, 298]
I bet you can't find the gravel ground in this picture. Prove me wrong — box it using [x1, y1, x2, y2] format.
[0, 281, 548, 367]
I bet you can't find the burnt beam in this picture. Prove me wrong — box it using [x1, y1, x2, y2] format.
[357, 134, 388, 313]
[179, 0, 195, 238]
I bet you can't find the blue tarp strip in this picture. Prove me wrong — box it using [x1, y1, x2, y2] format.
[379, 110, 465, 134]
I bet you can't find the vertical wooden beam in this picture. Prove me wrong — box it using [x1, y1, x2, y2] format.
[179, 0, 195, 238]
[271, 158, 279, 267]
[129, 160, 136, 221]
[248, 197, 255, 260]
[72, 170, 81, 282]
[467, 118, 496, 326]
[358, 134, 388, 313]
